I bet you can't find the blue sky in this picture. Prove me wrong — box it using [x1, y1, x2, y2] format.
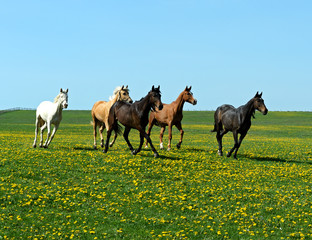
[1, 0, 311, 111]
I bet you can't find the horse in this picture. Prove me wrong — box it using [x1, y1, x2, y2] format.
[33, 88, 68, 148]
[212, 92, 268, 159]
[91, 85, 132, 149]
[145, 86, 197, 151]
[103, 85, 163, 157]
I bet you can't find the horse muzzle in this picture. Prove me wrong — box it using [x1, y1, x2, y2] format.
[63, 103, 68, 109]
[262, 108, 268, 115]
[193, 99, 198, 105]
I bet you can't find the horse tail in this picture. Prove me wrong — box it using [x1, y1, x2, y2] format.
[108, 103, 123, 136]
[211, 108, 222, 132]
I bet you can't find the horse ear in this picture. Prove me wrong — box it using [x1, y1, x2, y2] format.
[152, 85, 155, 91]
[157, 85, 160, 91]
[60, 88, 63, 92]
[121, 85, 124, 90]
[66, 89, 68, 93]
[189, 86, 192, 91]
[255, 91, 259, 97]
[259, 92, 263, 97]
[125, 85, 128, 89]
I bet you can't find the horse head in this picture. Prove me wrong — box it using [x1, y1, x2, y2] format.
[58, 88, 68, 109]
[117, 85, 133, 103]
[150, 85, 163, 110]
[253, 92, 268, 115]
[183, 86, 197, 105]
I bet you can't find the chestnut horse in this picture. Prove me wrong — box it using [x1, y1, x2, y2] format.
[103, 86, 163, 157]
[145, 86, 197, 151]
[212, 92, 268, 159]
[91, 86, 132, 149]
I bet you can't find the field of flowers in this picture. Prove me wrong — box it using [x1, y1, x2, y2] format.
[1, 110, 312, 239]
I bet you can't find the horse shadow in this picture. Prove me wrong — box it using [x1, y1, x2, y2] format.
[241, 154, 312, 165]
[73, 146, 95, 151]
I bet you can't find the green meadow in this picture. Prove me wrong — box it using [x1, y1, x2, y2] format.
[0, 110, 312, 239]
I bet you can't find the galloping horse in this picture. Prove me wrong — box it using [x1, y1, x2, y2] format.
[103, 86, 163, 157]
[212, 92, 268, 159]
[91, 86, 132, 149]
[33, 88, 68, 148]
[145, 86, 197, 151]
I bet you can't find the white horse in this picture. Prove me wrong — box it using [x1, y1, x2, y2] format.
[33, 88, 69, 148]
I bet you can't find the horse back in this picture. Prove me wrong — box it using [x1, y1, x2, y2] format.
[36, 101, 62, 124]
[91, 100, 109, 122]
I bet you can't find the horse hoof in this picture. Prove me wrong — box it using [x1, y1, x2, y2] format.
[33, 145, 36, 148]
[167, 148, 171, 151]
[176, 144, 181, 149]
[226, 152, 231, 158]
[109, 144, 113, 148]
[217, 150, 223, 156]
[132, 150, 137, 155]
[160, 143, 164, 150]
[93, 146, 97, 150]
[101, 144, 104, 148]
[43, 145, 48, 149]
[144, 145, 148, 149]
[103, 149, 107, 153]
[154, 152, 159, 158]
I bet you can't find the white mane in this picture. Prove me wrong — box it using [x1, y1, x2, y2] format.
[54, 92, 62, 103]
[109, 86, 129, 100]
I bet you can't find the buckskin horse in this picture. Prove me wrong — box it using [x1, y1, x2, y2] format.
[91, 85, 132, 149]
[103, 86, 163, 157]
[145, 86, 197, 151]
[212, 92, 268, 159]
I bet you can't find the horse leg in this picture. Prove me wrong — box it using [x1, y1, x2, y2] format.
[159, 126, 166, 150]
[103, 127, 113, 153]
[167, 123, 173, 151]
[132, 132, 144, 155]
[227, 131, 238, 158]
[145, 119, 154, 148]
[99, 123, 105, 148]
[46, 124, 59, 147]
[109, 130, 118, 148]
[92, 119, 98, 149]
[43, 121, 51, 148]
[39, 122, 47, 148]
[233, 132, 247, 159]
[216, 129, 227, 156]
[123, 127, 134, 153]
[143, 131, 159, 158]
[176, 122, 184, 149]
[33, 117, 40, 148]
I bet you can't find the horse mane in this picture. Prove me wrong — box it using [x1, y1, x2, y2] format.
[109, 86, 130, 101]
[54, 93, 62, 103]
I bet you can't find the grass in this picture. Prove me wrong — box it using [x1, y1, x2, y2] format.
[0, 110, 312, 239]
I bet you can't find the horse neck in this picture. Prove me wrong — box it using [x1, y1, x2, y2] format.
[173, 92, 186, 113]
[109, 94, 119, 105]
[54, 101, 64, 116]
[240, 99, 255, 122]
[136, 94, 152, 117]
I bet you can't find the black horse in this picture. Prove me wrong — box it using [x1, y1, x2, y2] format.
[103, 86, 163, 157]
[212, 92, 268, 159]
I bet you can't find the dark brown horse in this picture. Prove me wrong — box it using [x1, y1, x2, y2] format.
[145, 86, 197, 151]
[212, 92, 268, 159]
[103, 86, 163, 157]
